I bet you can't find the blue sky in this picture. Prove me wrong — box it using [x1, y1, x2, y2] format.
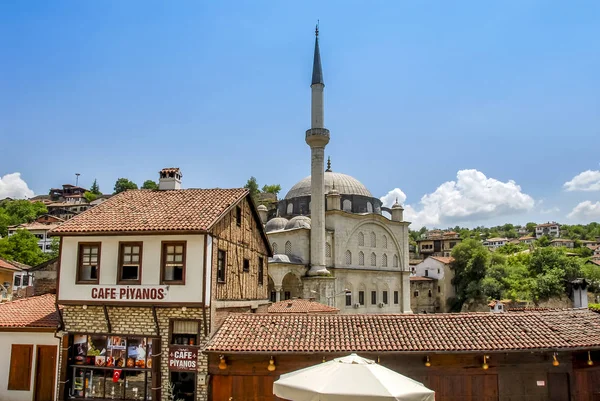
[1, 1, 599, 228]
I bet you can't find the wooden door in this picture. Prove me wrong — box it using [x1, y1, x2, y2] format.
[548, 373, 570, 401]
[34, 345, 57, 401]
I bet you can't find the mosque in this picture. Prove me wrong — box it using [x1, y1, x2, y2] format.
[257, 27, 412, 314]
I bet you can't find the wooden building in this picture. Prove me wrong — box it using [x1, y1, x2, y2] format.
[51, 168, 271, 401]
[206, 310, 600, 401]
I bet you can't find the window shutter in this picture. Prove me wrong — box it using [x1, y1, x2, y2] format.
[8, 344, 33, 390]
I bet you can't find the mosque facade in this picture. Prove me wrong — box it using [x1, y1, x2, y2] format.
[259, 27, 412, 314]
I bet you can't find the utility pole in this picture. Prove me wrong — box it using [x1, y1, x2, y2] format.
[75, 173, 81, 186]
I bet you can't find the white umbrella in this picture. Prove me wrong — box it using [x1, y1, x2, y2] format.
[273, 353, 435, 401]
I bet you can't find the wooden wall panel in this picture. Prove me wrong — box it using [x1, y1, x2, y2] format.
[211, 197, 269, 301]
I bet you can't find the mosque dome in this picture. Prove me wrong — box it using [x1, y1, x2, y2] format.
[284, 171, 373, 200]
[257, 204, 268, 212]
[285, 215, 312, 230]
[265, 217, 289, 232]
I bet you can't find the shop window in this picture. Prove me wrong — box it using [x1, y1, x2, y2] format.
[8, 344, 33, 390]
[243, 258, 250, 272]
[172, 320, 199, 346]
[161, 242, 186, 284]
[217, 250, 226, 283]
[371, 291, 377, 305]
[258, 257, 264, 285]
[394, 291, 399, 304]
[118, 242, 142, 284]
[383, 291, 388, 304]
[68, 334, 157, 400]
[358, 291, 365, 305]
[77, 243, 101, 284]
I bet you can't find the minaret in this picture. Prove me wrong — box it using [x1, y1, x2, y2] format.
[306, 24, 330, 276]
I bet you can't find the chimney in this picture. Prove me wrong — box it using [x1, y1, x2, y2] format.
[158, 168, 182, 190]
[571, 279, 589, 308]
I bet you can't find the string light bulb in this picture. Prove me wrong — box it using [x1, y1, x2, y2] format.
[424, 356, 431, 367]
[587, 351, 594, 366]
[218, 355, 227, 370]
[552, 353, 559, 367]
[267, 356, 276, 372]
[322, 356, 326, 363]
[482, 355, 489, 370]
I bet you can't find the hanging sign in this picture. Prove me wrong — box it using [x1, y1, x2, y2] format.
[168, 346, 197, 371]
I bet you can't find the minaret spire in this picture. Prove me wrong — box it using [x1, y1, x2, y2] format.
[305, 24, 330, 276]
[312, 23, 324, 86]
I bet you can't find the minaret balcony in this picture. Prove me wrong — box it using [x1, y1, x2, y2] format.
[305, 128, 330, 147]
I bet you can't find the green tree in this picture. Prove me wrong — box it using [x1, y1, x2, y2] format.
[83, 191, 98, 203]
[450, 239, 490, 309]
[46, 237, 60, 260]
[534, 235, 551, 247]
[262, 184, 282, 195]
[90, 179, 102, 195]
[114, 178, 138, 194]
[141, 180, 159, 190]
[0, 229, 46, 266]
[525, 222, 537, 233]
[496, 242, 528, 255]
[0, 200, 47, 237]
[244, 177, 260, 199]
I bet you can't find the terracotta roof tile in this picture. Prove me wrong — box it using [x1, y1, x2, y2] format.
[0, 293, 61, 328]
[268, 299, 339, 314]
[206, 309, 600, 353]
[0, 257, 21, 272]
[429, 256, 454, 264]
[51, 188, 248, 234]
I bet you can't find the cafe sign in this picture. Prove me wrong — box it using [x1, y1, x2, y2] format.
[168, 346, 197, 372]
[90, 285, 168, 301]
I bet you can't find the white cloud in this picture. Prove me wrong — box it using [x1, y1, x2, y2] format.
[567, 201, 600, 221]
[563, 170, 600, 192]
[540, 207, 560, 215]
[382, 169, 535, 229]
[380, 188, 407, 208]
[0, 173, 34, 199]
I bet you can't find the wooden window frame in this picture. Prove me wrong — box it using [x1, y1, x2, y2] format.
[169, 319, 201, 346]
[258, 256, 264, 285]
[76, 242, 102, 284]
[217, 249, 226, 283]
[160, 241, 186, 285]
[235, 206, 242, 226]
[117, 241, 143, 285]
[8, 344, 33, 390]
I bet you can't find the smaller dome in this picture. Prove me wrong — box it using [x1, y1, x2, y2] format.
[257, 204, 268, 211]
[265, 217, 289, 232]
[285, 216, 311, 230]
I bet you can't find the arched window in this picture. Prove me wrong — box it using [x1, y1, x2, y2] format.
[393, 254, 399, 268]
[272, 242, 278, 254]
[358, 251, 364, 266]
[343, 199, 352, 212]
[287, 203, 293, 215]
[370, 252, 376, 266]
[370, 232, 376, 248]
[285, 241, 292, 255]
[345, 250, 352, 265]
[382, 253, 388, 267]
[367, 202, 373, 213]
[382, 235, 388, 249]
[358, 232, 364, 246]
[326, 243, 331, 257]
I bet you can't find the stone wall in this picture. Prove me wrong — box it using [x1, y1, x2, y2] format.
[410, 279, 438, 313]
[60, 305, 210, 401]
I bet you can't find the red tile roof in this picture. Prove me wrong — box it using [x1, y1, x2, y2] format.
[51, 188, 249, 234]
[0, 294, 61, 328]
[587, 259, 600, 267]
[410, 276, 434, 281]
[206, 309, 600, 353]
[0, 257, 21, 272]
[268, 299, 339, 314]
[429, 256, 454, 264]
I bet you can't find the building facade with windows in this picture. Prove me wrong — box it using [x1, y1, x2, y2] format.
[536, 222, 561, 238]
[51, 169, 271, 401]
[412, 256, 455, 313]
[263, 29, 411, 314]
[416, 231, 461, 257]
[7, 221, 61, 253]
